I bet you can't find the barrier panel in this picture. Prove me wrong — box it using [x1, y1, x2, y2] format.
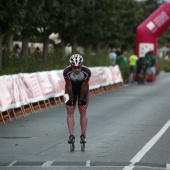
[0, 65, 123, 124]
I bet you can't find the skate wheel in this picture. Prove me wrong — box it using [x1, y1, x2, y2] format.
[70, 143, 75, 152]
[81, 143, 85, 151]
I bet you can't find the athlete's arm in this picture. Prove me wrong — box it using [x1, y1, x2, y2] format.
[79, 81, 88, 100]
[65, 81, 73, 101]
[63, 67, 74, 103]
[80, 67, 91, 100]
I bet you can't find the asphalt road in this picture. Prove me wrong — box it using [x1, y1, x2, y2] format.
[0, 72, 170, 170]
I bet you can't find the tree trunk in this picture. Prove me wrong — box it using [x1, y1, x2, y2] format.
[21, 29, 30, 57]
[0, 32, 4, 70]
[43, 35, 49, 60]
[86, 44, 92, 53]
[95, 42, 101, 55]
[61, 40, 66, 58]
[6, 34, 14, 52]
[72, 41, 77, 54]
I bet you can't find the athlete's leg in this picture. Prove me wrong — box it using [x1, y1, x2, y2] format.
[78, 90, 90, 136]
[66, 105, 76, 135]
[65, 91, 77, 136]
[79, 106, 88, 135]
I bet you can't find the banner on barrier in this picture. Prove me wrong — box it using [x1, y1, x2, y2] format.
[0, 66, 123, 112]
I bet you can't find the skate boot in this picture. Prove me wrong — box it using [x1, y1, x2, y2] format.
[68, 135, 75, 152]
[80, 134, 86, 143]
[80, 134, 86, 151]
[68, 135, 75, 144]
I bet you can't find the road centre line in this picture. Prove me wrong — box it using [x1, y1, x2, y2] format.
[122, 120, 170, 170]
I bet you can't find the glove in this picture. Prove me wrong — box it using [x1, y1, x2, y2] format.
[66, 100, 74, 106]
[64, 94, 69, 103]
[78, 100, 86, 105]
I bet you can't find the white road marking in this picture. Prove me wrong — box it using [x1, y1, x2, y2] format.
[8, 161, 17, 167]
[42, 161, 54, 167]
[123, 163, 135, 170]
[86, 160, 90, 167]
[166, 164, 170, 169]
[122, 120, 170, 170]
[2, 161, 169, 168]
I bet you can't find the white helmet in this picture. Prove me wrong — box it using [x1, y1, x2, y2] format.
[69, 54, 83, 66]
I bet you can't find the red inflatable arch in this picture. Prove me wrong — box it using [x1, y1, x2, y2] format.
[136, 2, 170, 57]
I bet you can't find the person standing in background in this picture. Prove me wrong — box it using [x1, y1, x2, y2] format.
[145, 51, 157, 83]
[108, 48, 117, 66]
[136, 56, 148, 84]
[128, 53, 138, 83]
[118, 51, 128, 67]
[13, 44, 21, 56]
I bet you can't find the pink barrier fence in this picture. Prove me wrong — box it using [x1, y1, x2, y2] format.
[0, 65, 123, 112]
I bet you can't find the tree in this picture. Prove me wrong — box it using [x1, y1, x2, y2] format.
[35, 0, 60, 59]
[0, 0, 27, 69]
[109, 0, 143, 50]
[78, 0, 116, 53]
[57, 0, 89, 56]
[19, 0, 46, 57]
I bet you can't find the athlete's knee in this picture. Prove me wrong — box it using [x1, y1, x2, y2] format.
[67, 108, 74, 113]
[67, 111, 74, 117]
[78, 105, 87, 112]
[80, 112, 87, 119]
[67, 105, 75, 112]
[78, 107, 86, 114]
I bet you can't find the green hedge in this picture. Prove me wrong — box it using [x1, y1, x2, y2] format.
[0, 49, 110, 75]
[1, 49, 170, 82]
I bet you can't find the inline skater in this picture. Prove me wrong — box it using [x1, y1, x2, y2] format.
[63, 54, 91, 151]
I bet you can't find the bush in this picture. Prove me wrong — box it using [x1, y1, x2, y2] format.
[119, 65, 129, 83]
[1, 49, 169, 81]
[157, 58, 170, 73]
[0, 49, 111, 75]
